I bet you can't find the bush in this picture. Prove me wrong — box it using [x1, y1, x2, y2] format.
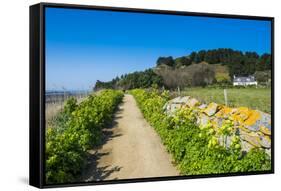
[46, 90, 123, 184]
[215, 73, 231, 84]
[130, 89, 271, 175]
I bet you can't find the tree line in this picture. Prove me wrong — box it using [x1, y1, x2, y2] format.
[94, 48, 271, 90]
[94, 69, 163, 90]
[156, 48, 271, 77]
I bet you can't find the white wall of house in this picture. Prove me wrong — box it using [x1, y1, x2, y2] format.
[233, 81, 258, 86]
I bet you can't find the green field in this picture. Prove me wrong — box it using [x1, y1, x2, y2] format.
[182, 87, 271, 114]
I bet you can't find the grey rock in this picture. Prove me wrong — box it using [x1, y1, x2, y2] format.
[197, 113, 210, 126]
[245, 125, 260, 132]
[186, 98, 200, 108]
[170, 103, 182, 113]
[198, 104, 207, 110]
[180, 96, 190, 104]
[164, 96, 191, 115]
[245, 111, 271, 132]
[260, 125, 271, 136]
[170, 96, 190, 104]
[258, 111, 271, 130]
[218, 135, 232, 148]
[204, 102, 219, 116]
[260, 136, 271, 148]
[265, 149, 271, 158]
[239, 130, 261, 147]
[241, 140, 254, 152]
[212, 117, 224, 127]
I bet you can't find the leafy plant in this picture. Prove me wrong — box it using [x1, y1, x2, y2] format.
[130, 89, 271, 175]
[46, 90, 124, 184]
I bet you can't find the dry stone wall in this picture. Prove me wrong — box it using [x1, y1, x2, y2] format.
[163, 96, 271, 156]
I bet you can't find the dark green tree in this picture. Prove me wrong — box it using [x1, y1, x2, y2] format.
[156, 56, 175, 67]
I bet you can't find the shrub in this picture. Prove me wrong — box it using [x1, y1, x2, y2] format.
[46, 90, 123, 184]
[130, 89, 271, 175]
[215, 73, 231, 84]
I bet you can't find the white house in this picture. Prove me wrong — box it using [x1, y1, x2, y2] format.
[233, 75, 258, 86]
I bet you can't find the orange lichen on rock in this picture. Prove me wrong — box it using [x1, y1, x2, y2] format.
[230, 107, 260, 126]
[231, 107, 248, 124]
[215, 105, 234, 119]
[244, 110, 261, 126]
[164, 95, 271, 154]
[215, 106, 232, 118]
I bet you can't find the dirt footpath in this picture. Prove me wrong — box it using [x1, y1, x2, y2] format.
[82, 94, 179, 181]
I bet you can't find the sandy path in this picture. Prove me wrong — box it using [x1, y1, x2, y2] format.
[82, 94, 179, 181]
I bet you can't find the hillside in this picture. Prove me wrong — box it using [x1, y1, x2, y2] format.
[93, 48, 271, 90]
[154, 62, 230, 89]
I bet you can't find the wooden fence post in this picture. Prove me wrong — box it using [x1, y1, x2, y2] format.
[224, 89, 228, 106]
[177, 86, 181, 96]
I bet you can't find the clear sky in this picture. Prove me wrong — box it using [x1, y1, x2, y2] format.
[45, 7, 271, 91]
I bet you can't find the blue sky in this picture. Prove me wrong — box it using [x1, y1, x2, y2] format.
[45, 7, 271, 91]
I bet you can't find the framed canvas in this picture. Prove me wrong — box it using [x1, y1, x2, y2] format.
[30, 2, 274, 188]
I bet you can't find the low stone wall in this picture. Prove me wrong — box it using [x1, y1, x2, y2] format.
[163, 96, 271, 156]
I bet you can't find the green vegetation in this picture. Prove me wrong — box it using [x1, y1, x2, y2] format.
[45, 48, 272, 182]
[157, 48, 271, 77]
[130, 89, 271, 175]
[94, 48, 271, 91]
[94, 69, 163, 90]
[155, 62, 218, 88]
[46, 90, 123, 184]
[181, 87, 271, 113]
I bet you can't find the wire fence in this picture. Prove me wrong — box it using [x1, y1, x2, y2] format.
[45, 91, 91, 122]
[46, 91, 90, 104]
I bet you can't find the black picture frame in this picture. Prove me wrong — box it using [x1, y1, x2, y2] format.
[30, 2, 275, 189]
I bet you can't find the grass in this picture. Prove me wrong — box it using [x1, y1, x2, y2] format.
[181, 87, 271, 114]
